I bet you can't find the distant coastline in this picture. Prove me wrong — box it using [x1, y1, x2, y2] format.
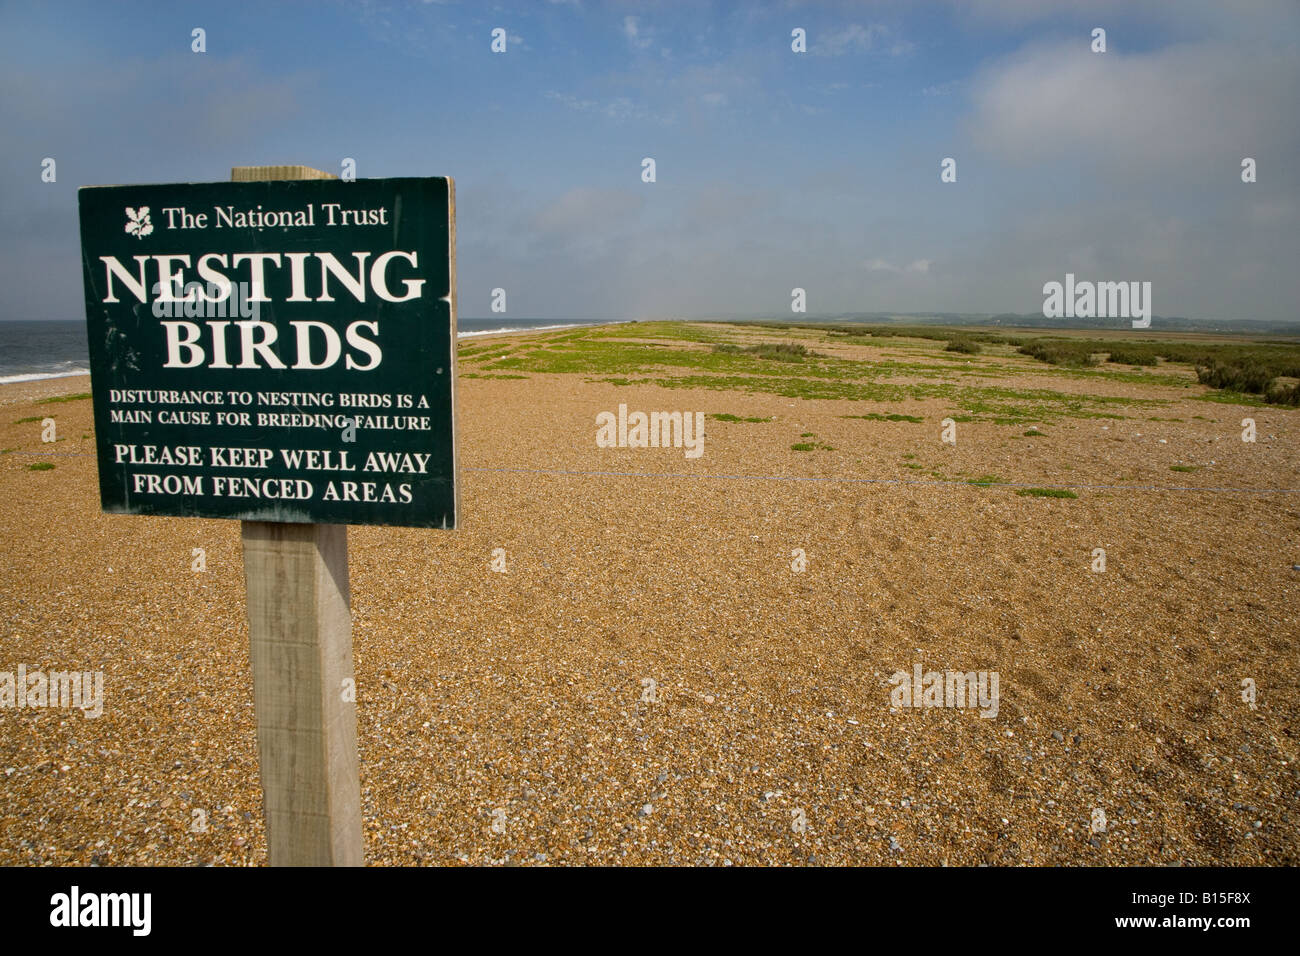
[0, 317, 630, 384]
[456, 319, 630, 339]
[5, 310, 1296, 385]
[0, 368, 92, 385]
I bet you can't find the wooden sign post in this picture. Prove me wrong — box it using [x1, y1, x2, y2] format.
[77, 165, 458, 866]
[234, 165, 361, 867]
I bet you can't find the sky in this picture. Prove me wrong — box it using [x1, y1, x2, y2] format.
[1, 0, 1297, 323]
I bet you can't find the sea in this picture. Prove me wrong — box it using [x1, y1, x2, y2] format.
[0, 318, 619, 384]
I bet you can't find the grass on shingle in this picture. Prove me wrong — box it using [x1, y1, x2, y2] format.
[841, 413, 924, 423]
[461, 322, 1300, 417]
[713, 342, 816, 361]
[944, 338, 981, 355]
[1016, 487, 1077, 499]
[791, 433, 834, 451]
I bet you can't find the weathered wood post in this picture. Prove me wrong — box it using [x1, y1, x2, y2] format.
[233, 164, 362, 866]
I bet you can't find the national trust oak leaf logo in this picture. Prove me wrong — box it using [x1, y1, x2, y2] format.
[124, 206, 153, 239]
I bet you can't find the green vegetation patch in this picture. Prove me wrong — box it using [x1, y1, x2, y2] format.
[712, 342, 816, 362]
[1017, 337, 1300, 406]
[472, 324, 1175, 421]
[780, 322, 1300, 405]
[598, 377, 654, 387]
[1193, 390, 1267, 407]
[709, 413, 771, 423]
[595, 321, 724, 344]
[1104, 347, 1159, 366]
[35, 392, 91, 404]
[1016, 487, 1077, 499]
[1018, 341, 1103, 368]
[27, 462, 55, 471]
[841, 413, 924, 423]
[462, 345, 514, 363]
[792, 432, 834, 451]
[830, 325, 1009, 345]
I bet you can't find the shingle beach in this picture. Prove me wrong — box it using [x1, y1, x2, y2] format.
[2, 323, 1297, 865]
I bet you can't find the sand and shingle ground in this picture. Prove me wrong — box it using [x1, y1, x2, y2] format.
[1, 322, 1297, 865]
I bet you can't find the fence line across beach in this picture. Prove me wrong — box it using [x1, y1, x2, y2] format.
[8, 449, 1299, 495]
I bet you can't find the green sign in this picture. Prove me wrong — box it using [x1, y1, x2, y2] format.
[77, 177, 457, 528]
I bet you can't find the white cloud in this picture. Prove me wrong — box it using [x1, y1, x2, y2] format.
[623, 15, 653, 50]
[952, 0, 1298, 34]
[865, 258, 931, 273]
[545, 90, 665, 123]
[545, 90, 595, 112]
[922, 81, 959, 97]
[952, 0, 1134, 24]
[813, 23, 911, 57]
[967, 39, 1300, 175]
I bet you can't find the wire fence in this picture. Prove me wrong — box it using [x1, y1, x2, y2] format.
[8, 451, 1299, 494]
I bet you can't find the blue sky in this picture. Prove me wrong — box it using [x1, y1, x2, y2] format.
[1, 0, 1297, 322]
